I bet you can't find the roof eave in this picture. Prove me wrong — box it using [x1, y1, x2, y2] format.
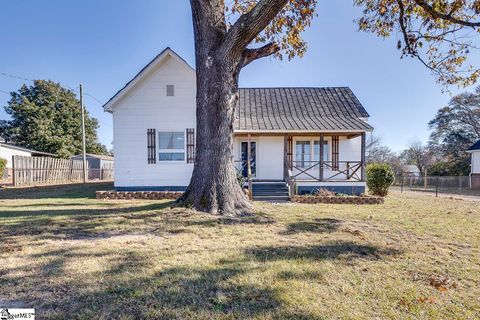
[233, 128, 373, 134]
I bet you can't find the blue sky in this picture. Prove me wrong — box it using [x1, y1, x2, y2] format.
[0, 1, 476, 152]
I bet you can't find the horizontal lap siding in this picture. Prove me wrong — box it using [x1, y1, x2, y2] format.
[113, 57, 196, 188]
[472, 152, 480, 174]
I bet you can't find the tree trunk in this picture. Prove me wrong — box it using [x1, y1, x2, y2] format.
[180, 0, 287, 214]
[178, 1, 252, 215]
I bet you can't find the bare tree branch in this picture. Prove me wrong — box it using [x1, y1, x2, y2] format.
[221, 0, 288, 57]
[413, 0, 480, 27]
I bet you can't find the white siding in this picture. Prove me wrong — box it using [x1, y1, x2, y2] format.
[0, 145, 32, 168]
[472, 151, 480, 174]
[233, 136, 284, 180]
[112, 55, 196, 188]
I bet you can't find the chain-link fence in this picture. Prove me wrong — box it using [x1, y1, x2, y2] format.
[392, 175, 480, 198]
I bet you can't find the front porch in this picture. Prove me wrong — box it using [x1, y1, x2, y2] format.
[234, 132, 367, 197]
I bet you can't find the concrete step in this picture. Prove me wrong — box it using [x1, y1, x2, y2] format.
[253, 195, 290, 202]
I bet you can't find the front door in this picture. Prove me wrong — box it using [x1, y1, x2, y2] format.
[241, 141, 256, 178]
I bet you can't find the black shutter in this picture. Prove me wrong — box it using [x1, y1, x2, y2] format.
[186, 128, 195, 164]
[147, 129, 156, 164]
[332, 135, 339, 171]
[287, 135, 293, 170]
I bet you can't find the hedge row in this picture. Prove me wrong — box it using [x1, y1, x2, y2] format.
[291, 195, 384, 205]
[96, 191, 182, 200]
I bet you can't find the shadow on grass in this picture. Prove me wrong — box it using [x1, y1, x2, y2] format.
[0, 201, 276, 245]
[246, 241, 401, 262]
[2, 239, 399, 318]
[2, 248, 301, 319]
[0, 182, 114, 200]
[281, 218, 341, 235]
[0, 202, 177, 245]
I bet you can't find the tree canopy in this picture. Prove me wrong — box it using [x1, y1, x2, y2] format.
[0, 80, 107, 158]
[227, 0, 480, 87]
[428, 86, 480, 174]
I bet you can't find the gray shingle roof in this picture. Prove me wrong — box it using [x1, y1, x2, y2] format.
[235, 87, 372, 132]
[468, 140, 480, 151]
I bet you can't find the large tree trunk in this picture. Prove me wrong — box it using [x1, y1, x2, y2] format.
[178, 0, 251, 215]
[179, 0, 287, 215]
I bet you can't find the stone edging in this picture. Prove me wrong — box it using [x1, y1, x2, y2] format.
[96, 191, 182, 200]
[291, 195, 384, 204]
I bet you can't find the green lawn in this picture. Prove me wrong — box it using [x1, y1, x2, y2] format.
[1, 184, 479, 319]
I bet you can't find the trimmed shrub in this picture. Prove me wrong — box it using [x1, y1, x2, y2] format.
[366, 163, 395, 197]
[0, 157, 7, 176]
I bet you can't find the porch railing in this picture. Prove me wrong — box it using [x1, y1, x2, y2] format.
[234, 160, 247, 176]
[289, 160, 363, 182]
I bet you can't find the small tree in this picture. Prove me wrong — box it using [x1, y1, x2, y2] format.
[366, 163, 395, 197]
[0, 157, 7, 177]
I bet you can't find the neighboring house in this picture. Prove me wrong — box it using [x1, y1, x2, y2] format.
[103, 48, 373, 197]
[0, 138, 54, 168]
[70, 153, 114, 180]
[467, 140, 480, 189]
[401, 165, 421, 178]
[0, 137, 54, 180]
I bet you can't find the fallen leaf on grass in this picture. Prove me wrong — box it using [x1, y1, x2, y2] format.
[428, 274, 457, 292]
[417, 296, 436, 304]
[342, 228, 365, 240]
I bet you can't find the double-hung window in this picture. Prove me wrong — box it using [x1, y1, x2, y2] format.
[158, 132, 185, 161]
[313, 140, 329, 162]
[296, 139, 329, 168]
[295, 141, 311, 168]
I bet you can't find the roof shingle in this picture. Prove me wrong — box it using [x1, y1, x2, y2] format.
[235, 87, 372, 132]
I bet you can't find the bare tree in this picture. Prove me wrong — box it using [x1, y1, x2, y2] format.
[400, 140, 435, 176]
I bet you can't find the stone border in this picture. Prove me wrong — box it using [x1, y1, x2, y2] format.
[291, 195, 384, 204]
[96, 190, 182, 200]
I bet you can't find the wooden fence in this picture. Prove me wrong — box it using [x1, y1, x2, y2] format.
[12, 155, 87, 187]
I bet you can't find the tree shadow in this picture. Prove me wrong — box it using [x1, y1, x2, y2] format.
[281, 218, 341, 235]
[0, 182, 113, 200]
[245, 241, 402, 262]
[0, 202, 177, 243]
[2, 249, 288, 319]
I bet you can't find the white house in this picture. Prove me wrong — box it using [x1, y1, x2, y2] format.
[103, 48, 373, 199]
[0, 137, 53, 168]
[0, 137, 54, 180]
[467, 140, 480, 189]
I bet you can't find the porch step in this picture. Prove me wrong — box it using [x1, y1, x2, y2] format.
[252, 182, 289, 202]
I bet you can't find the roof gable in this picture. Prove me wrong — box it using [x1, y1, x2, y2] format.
[103, 47, 195, 113]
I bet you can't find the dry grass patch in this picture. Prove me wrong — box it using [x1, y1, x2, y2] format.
[0, 185, 479, 319]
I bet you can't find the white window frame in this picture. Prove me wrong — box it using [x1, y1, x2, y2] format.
[158, 131, 186, 163]
[294, 137, 330, 168]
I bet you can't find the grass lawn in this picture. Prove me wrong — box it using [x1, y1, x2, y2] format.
[1, 183, 479, 319]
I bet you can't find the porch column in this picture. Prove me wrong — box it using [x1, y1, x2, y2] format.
[247, 134, 252, 199]
[319, 133, 324, 182]
[361, 132, 366, 182]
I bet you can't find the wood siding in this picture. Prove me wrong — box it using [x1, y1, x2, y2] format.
[112, 54, 196, 188]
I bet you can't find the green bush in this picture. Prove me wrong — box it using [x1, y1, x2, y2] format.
[366, 163, 395, 197]
[0, 157, 7, 175]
